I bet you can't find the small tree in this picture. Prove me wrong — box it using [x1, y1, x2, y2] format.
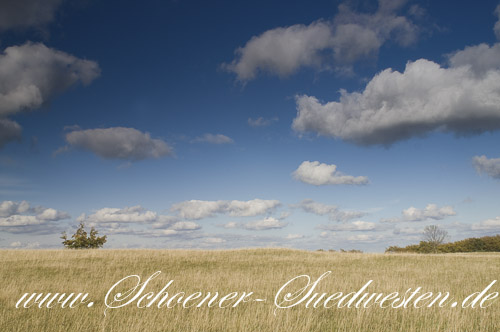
[61, 222, 107, 249]
[422, 225, 448, 253]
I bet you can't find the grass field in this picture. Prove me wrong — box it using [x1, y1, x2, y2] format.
[1, 249, 499, 332]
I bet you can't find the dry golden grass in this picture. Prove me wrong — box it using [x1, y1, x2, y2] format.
[1, 249, 499, 332]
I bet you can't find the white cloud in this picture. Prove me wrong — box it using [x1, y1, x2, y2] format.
[293, 12, 500, 146]
[0, 215, 42, 227]
[171, 199, 280, 220]
[448, 43, 500, 77]
[95, 224, 182, 238]
[159, 229, 179, 236]
[381, 204, 456, 223]
[0, 200, 70, 229]
[203, 237, 226, 244]
[347, 234, 385, 243]
[293, 60, 500, 145]
[170, 221, 201, 231]
[473, 155, 500, 179]
[279, 211, 291, 219]
[0, 42, 100, 117]
[392, 227, 422, 235]
[77, 206, 158, 224]
[223, 21, 332, 81]
[0, 119, 22, 148]
[402, 204, 456, 221]
[10, 241, 21, 248]
[319, 220, 377, 231]
[286, 234, 305, 240]
[171, 200, 223, 220]
[220, 221, 238, 229]
[73, 206, 201, 239]
[293, 160, 368, 185]
[223, 0, 419, 81]
[217, 210, 289, 231]
[9, 241, 40, 249]
[0, 0, 63, 31]
[191, 133, 234, 144]
[243, 217, 288, 230]
[471, 216, 500, 231]
[151, 215, 181, 229]
[0, 200, 30, 217]
[297, 199, 365, 222]
[227, 199, 281, 217]
[319, 231, 333, 238]
[248, 117, 278, 127]
[37, 208, 69, 221]
[64, 127, 173, 161]
[0, 42, 99, 149]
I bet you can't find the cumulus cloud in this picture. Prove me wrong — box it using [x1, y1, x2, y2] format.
[223, 0, 419, 81]
[381, 203, 456, 223]
[286, 234, 305, 240]
[243, 217, 288, 230]
[191, 134, 234, 144]
[0, 0, 63, 31]
[294, 60, 500, 145]
[9, 241, 40, 249]
[223, 21, 332, 81]
[471, 216, 500, 230]
[473, 155, 500, 179]
[347, 234, 385, 242]
[151, 216, 181, 229]
[0, 119, 22, 148]
[226, 199, 281, 217]
[0, 42, 99, 148]
[0, 200, 69, 229]
[0, 215, 43, 227]
[10, 241, 21, 248]
[77, 206, 158, 224]
[402, 204, 456, 221]
[217, 210, 289, 231]
[297, 199, 365, 222]
[0, 42, 100, 117]
[393, 227, 422, 235]
[170, 221, 201, 231]
[0, 200, 30, 217]
[248, 117, 278, 127]
[64, 127, 173, 161]
[171, 200, 222, 220]
[203, 237, 226, 244]
[37, 208, 70, 221]
[69, 222, 198, 240]
[293, 160, 368, 185]
[319, 231, 335, 238]
[74, 206, 201, 240]
[219, 221, 238, 229]
[293, 10, 500, 146]
[448, 43, 500, 77]
[319, 220, 377, 231]
[171, 199, 280, 220]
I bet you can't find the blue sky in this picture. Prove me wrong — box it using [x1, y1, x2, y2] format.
[1, 0, 500, 251]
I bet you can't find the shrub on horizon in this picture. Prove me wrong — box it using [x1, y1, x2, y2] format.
[61, 222, 107, 249]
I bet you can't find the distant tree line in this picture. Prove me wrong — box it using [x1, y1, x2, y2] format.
[386, 234, 500, 254]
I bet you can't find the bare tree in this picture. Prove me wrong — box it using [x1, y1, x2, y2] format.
[422, 225, 448, 253]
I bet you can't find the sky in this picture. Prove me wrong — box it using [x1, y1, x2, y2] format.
[1, 0, 500, 252]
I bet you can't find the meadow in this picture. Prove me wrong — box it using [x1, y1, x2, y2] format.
[1, 249, 499, 332]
